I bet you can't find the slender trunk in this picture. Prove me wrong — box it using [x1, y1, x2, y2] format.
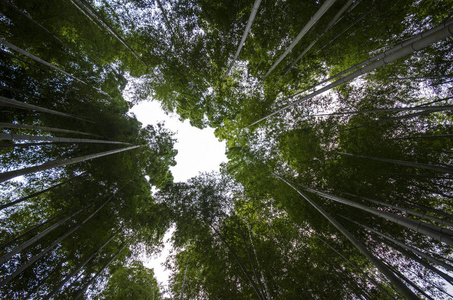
[73, 234, 136, 300]
[342, 192, 453, 227]
[0, 206, 86, 265]
[0, 145, 141, 183]
[252, 19, 453, 125]
[315, 16, 453, 85]
[346, 217, 453, 273]
[298, 184, 453, 246]
[274, 0, 355, 86]
[0, 215, 58, 251]
[155, 0, 176, 39]
[380, 195, 453, 220]
[0, 122, 98, 136]
[0, 133, 129, 145]
[0, 0, 64, 44]
[315, 104, 453, 117]
[0, 194, 114, 287]
[337, 152, 453, 174]
[342, 108, 449, 131]
[314, 235, 394, 299]
[0, 39, 110, 97]
[240, 231, 265, 298]
[2, 181, 66, 210]
[71, 0, 147, 67]
[263, 0, 337, 79]
[0, 95, 91, 122]
[247, 223, 272, 300]
[392, 134, 453, 140]
[222, 0, 262, 80]
[380, 257, 435, 300]
[274, 173, 419, 299]
[381, 237, 453, 284]
[45, 230, 120, 299]
[180, 252, 191, 300]
[0, 142, 54, 148]
[211, 225, 265, 300]
[0, 47, 46, 72]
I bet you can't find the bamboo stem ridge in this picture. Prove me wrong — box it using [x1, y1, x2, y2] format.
[0, 122, 97, 136]
[273, 174, 418, 299]
[298, 184, 453, 246]
[0, 145, 141, 183]
[252, 19, 453, 125]
[222, 0, 262, 81]
[0, 133, 130, 145]
[0, 195, 114, 287]
[0, 96, 91, 122]
[262, 0, 338, 79]
[45, 230, 120, 299]
[337, 152, 453, 174]
[73, 235, 136, 300]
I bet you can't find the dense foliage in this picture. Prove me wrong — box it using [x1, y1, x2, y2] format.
[1, 0, 452, 299]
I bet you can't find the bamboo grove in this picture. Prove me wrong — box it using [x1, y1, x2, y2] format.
[0, 0, 452, 299]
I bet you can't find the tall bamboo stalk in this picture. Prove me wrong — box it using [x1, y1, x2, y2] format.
[298, 184, 453, 246]
[222, 0, 262, 81]
[0, 96, 91, 122]
[0, 133, 129, 145]
[0, 145, 141, 183]
[73, 234, 136, 300]
[263, 0, 338, 79]
[274, 173, 418, 299]
[252, 19, 453, 126]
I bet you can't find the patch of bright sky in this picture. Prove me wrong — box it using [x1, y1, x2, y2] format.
[128, 99, 227, 295]
[129, 100, 227, 183]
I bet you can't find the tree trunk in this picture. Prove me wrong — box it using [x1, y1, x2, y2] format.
[299, 184, 453, 246]
[180, 252, 191, 300]
[314, 235, 394, 299]
[274, 173, 419, 299]
[342, 192, 453, 227]
[0, 194, 114, 287]
[0, 122, 98, 136]
[0, 206, 86, 265]
[252, 19, 453, 125]
[263, 0, 337, 79]
[0, 132, 130, 145]
[0, 142, 54, 148]
[0, 145, 141, 183]
[1, 172, 85, 211]
[0, 215, 58, 251]
[0, 96, 91, 122]
[337, 152, 453, 174]
[211, 225, 266, 300]
[247, 223, 272, 300]
[71, 0, 147, 67]
[222, 0, 262, 80]
[345, 217, 453, 274]
[0, 39, 109, 97]
[0, 0, 64, 44]
[274, 0, 355, 86]
[45, 230, 120, 299]
[72, 234, 136, 300]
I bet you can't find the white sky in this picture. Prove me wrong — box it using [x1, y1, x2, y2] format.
[129, 100, 227, 295]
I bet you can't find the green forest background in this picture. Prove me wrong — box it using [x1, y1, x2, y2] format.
[0, 0, 452, 299]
